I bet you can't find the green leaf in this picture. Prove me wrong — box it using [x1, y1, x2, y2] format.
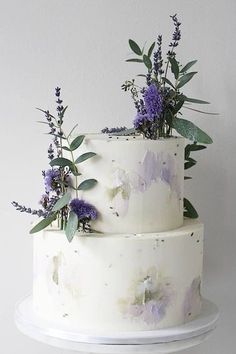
[50, 157, 74, 168]
[173, 99, 185, 115]
[30, 213, 57, 234]
[148, 41, 155, 58]
[184, 176, 192, 180]
[75, 152, 97, 164]
[137, 74, 147, 77]
[185, 160, 197, 170]
[128, 39, 142, 55]
[183, 97, 210, 104]
[176, 72, 197, 89]
[183, 106, 219, 115]
[77, 179, 98, 191]
[70, 164, 81, 176]
[172, 117, 213, 144]
[169, 57, 179, 80]
[143, 54, 152, 70]
[180, 60, 197, 73]
[70, 135, 85, 151]
[52, 192, 71, 212]
[162, 77, 175, 89]
[126, 58, 143, 63]
[65, 211, 78, 242]
[62, 146, 71, 151]
[185, 143, 206, 160]
[184, 198, 199, 218]
[36, 108, 56, 120]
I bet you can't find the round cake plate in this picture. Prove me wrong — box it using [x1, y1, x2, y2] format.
[15, 295, 219, 353]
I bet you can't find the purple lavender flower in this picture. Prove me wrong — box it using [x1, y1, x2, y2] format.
[153, 35, 164, 77]
[48, 143, 54, 161]
[133, 113, 150, 129]
[70, 199, 98, 221]
[144, 84, 163, 120]
[44, 168, 61, 193]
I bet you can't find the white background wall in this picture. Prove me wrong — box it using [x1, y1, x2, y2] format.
[0, 0, 235, 353]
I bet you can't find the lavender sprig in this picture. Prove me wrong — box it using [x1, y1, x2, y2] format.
[167, 14, 181, 58]
[12, 201, 48, 218]
[101, 126, 127, 134]
[153, 35, 164, 77]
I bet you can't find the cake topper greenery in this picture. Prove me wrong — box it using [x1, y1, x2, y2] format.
[12, 87, 98, 242]
[120, 14, 217, 219]
[121, 14, 216, 142]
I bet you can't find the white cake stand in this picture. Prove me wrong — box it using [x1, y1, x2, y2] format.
[15, 295, 219, 353]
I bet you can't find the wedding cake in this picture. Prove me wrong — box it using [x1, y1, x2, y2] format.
[13, 14, 213, 334]
[33, 134, 203, 331]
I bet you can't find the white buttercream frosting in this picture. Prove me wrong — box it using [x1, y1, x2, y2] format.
[33, 219, 203, 332]
[74, 135, 185, 233]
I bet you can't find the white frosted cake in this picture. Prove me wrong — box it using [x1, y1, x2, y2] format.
[32, 135, 204, 331]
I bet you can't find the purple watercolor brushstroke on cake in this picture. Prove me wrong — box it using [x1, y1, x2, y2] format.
[128, 282, 174, 324]
[183, 277, 202, 321]
[134, 150, 180, 197]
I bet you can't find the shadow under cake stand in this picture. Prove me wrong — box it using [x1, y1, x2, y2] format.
[15, 295, 219, 353]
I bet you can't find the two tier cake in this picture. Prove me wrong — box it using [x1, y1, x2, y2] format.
[33, 134, 203, 331]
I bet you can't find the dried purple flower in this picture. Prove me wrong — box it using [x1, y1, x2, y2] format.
[70, 199, 98, 221]
[44, 168, 61, 193]
[101, 126, 127, 134]
[47, 143, 54, 161]
[133, 113, 150, 129]
[12, 201, 48, 218]
[153, 35, 164, 77]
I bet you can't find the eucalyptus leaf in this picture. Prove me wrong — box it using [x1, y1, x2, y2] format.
[129, 39, 142, 55]
[70, 135, 85, 151]
[148, 41, 155, 58]
[169, 57, 179, 80]
[52, 192, 71, 212]
[128, 39, 142, 56]
[184, 198, 199, 218]
[77, 179, 98, 191]
[65, 211, 78, 242]
[70, 164, 81, 176]
[173, 100, 185, 114]
[143, 54, 152, 70]
[183, 106, 219, 115]
[180, 60, 197, 73]
[185, 160, 197, 170]
[172, 117, 213, 144]
[176, 72, 197, 89]
[50, 157, 74, 168]
[162, 77, 175, 89]
[75, 152, 97, 164]
[126, 58, 143, 63]
[30, 213, 57, 234]
[47, 133, 66, 140]
[183, 97, 210, 104]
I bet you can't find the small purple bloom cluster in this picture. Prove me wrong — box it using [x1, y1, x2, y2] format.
[133, 84, 163, 138]
[70, 199, 98, 221]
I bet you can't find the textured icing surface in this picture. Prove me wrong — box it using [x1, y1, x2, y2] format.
[74, 135, 185, 233]
[33, 220, 203, 331]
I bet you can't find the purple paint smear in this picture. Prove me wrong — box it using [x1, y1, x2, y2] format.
[133, 150, 181, 198]
[183, 277, 202, 321]
[128, 282, 174, 325]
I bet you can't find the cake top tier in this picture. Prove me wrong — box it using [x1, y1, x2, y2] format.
[76, 135, 185, 234]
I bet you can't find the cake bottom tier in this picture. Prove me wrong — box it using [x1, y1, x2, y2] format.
[33, 219, 203, 331]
